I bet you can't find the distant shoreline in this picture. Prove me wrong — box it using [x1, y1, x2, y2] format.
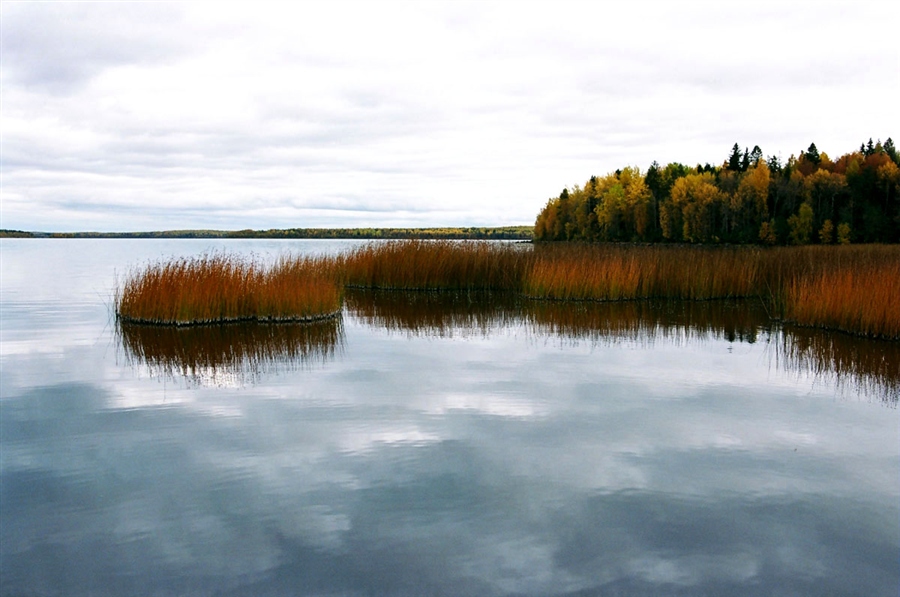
[0, 226, 534, 240]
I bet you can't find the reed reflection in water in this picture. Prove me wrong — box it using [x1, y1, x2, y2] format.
[344, 289, 522, 337]
[117, 318, 344, 386]
[777, 326, 900, 404]
[344, 290, 898, 403]
[118, 290, 898, 401]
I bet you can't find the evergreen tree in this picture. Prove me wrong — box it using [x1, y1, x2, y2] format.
[728, 143, 742, 171]
[865, 138, 875, 156]
[884, 138, 898, 164]
[805, 143, 821, 165]
[750, 145, 763, 166]
[645, 161, 663, 238]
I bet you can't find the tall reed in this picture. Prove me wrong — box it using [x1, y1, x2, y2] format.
[340, 240, 530, 291]
[116, 241, 899, 339]
[116, 253, 342, 325]
[523, 244, 761, 301]
[769, 245, 900, 339]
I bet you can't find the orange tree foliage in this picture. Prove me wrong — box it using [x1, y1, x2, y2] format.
[533, 138, 900, 244]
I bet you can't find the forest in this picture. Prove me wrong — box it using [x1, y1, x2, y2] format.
[533, 138, 899, 244]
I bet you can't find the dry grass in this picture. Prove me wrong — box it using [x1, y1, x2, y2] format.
[339, 240, 530, 291]
[772, 245, 900, 339]
[522, 243, 898, 339]
[116, 253, 342, 325]
[524, 244, 760, 301]
[115, 241, 900, 339]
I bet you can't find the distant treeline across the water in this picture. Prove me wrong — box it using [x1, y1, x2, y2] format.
[0, 226, 534, 240]
[534, 137, 899, 245]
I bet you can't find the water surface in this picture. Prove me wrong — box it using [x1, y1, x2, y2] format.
[1, 239, 897, 596]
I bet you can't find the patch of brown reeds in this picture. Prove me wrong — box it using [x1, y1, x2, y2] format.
[339, 240, 530, 291]
[116, 241, 899, 339]
[763, 245, 900, 340]
[523, 244, 761, 301]
[116, 253, 342, 325]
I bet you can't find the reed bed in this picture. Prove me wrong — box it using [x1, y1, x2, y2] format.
[116, 241, 899, 339]
[523, 244, 761, 301]
[116, 253, 342, 325]
[340, 240, 530, 291]
[772, 246, 900, 340]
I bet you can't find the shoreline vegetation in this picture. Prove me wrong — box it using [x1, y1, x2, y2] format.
[116, 254, 343, 327]
[116, 240, 900, 341]
[534, 138, 899, 245]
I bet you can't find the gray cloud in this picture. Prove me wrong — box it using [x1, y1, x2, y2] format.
[0, 3, 193, 94]
[1, 1, 897, 231]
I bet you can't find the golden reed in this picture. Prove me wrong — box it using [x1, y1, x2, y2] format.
[116, 241, 899, 339]
[116, 253, 342, 326]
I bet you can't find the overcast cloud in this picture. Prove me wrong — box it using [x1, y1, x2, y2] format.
[1, 1, 897, 232]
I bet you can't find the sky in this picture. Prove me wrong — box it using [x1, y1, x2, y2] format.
[1, 1, 897, 232]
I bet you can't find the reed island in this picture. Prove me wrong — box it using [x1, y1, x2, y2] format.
[116, 240, 899, 340]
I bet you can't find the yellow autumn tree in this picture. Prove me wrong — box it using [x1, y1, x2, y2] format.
[668, 172, 726, 242]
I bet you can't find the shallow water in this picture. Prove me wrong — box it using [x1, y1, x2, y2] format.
[1, 239, 897, 596]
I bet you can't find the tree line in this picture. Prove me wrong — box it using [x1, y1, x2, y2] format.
[2, 226, 533, 240]
[533, 138, 899, 244]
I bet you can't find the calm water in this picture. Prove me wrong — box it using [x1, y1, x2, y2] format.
[1, 239, 897, 597]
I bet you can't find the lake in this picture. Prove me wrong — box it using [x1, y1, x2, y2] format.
[1, 239, 897, 596]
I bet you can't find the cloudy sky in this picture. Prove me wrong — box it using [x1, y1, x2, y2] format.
[1, 1, 897, 232]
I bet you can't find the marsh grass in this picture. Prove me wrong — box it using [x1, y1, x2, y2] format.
[521, 243, 898, 339]
[524, 244, 760, 301]
[771, 246, 900, 340]
[116, 253, 342, 325]
[340, 240, 530, 291]
[116, 241, 899, 339]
